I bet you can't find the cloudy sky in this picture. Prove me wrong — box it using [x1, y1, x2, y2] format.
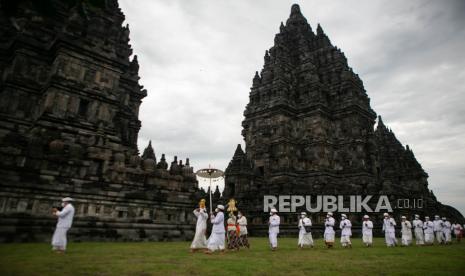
[119, 0, 465, 215]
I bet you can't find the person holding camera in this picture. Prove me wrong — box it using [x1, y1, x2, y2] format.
[51, 197, 75, 253]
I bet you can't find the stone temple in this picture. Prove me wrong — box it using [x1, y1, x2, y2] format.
[0, 0, 205, 242]
[223, 4, 464, 235]
[0, 1, 462, 242]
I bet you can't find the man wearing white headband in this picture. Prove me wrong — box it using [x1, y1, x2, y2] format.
[206, 205, 225, 254]
[400, 216, 412, 246]
[268, 208, 280, 251]
[433, 215, 444, 244]
[297, 212, 313, 248]
[442, 217, 452, 245]
[423, 216, 434, 245]
[412, 214, 424, 245]
[51, 197, 75, 253]
[382, 213, 397, 247]
[362, 215, 373, 247]
[339, 214, 352, 248]
[324, 212, 335, 248]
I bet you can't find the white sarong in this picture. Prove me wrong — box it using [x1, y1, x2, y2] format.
[207, 232, 225, 251]
[385, 232, 397, 246]
[324, 232, 335, 242]
[269, 232, 278, 248]
[435, 231, 444, 244]
[52, 227, 69, 250]
[414, 228, 424, 245]
[424, 233, 434, 244]
[362, 233, 372, 245]
[340, 235, 351, 246]
[298, 231, 313, 247]
[401, 232, 412, 246]
[191, 227, 207, 249]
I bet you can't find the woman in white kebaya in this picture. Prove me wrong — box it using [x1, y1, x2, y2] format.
[190, 199, 208, 252]
[237, 211, 250, 248]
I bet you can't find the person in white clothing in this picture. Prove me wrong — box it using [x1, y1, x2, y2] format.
[51, 197, 75, 253]
[362, 215, 373, 247]
[268, 208, 280, 251]
[237, 211, 250, 248]
[206, 205, 225, 254]
[400, 216, 413, 246]
[190, 199, 208, 252]
[433, 215, 444, 244]
[412, 214, 424, 245]
[298, 212, 313, 248]
[452, 222, 463, 243]
[442, 217, 452, 245]
[382, 213, 397, 247]
[339, 214, 352, 248]
[423, 216, 434, 245]
[324, 212, 335, 248]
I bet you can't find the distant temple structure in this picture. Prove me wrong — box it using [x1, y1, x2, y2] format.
[0, 0, 204, 242]
[224, 4, 463, 235]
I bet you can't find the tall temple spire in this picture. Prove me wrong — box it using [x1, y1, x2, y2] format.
[290, 4, 303, 17]
[377, 115, 386, 130]
[252, 71, 261, 87]
[286, 3, 310, 30]
[316, 23, 324, 36]
[233, 144, 245, 158]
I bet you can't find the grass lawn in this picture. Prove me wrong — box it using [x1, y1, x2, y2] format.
[0, 238, 464, 275]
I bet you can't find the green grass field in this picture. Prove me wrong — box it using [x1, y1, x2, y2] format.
[0, 238, 464, 275]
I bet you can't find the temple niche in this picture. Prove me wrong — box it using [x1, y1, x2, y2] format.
[0, 0, 204, 242]
[224, 4, 463, 236]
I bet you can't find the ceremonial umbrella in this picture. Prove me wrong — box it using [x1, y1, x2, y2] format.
[195, 166, 224, 213]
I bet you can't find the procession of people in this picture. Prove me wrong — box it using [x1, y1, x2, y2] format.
[187, 202, 463, 253]
[52, 197, 464, 254]
[50, 196, 463, 254]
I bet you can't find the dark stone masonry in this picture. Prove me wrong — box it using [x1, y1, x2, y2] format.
[0, 0, 204, 242]
[0, 1, 462, 242]
[223, 4, 464, 236]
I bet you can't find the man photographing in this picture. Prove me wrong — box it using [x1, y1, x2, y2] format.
[51, 197, 75, 253]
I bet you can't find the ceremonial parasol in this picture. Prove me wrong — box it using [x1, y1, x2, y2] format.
[196, 165, 224, 213]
